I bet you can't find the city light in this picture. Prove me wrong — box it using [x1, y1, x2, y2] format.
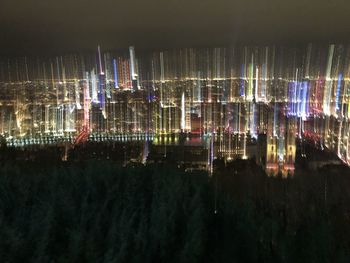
[1, 44, 350, 175]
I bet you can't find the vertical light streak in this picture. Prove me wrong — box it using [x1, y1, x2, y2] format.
[104, 54, 111, 99]
[301, 81, 309, 120]
[255, 66, 259, 101]
[305, 44, 312, 79]
[247, 55, 254, 101]
[240, 64, 245, 97]
[91, 69, 98, 103]
[129, 46, 137, 81]
[61, 57, 68, 101]
[323, 44, 335, 116]
[113, 58, 119, 89]
[75, 79, 82, 110]
[45, 105, 49, 133]
[335, 73, 342, 113]
[83, 78, 90, 131]
[98, 45, 103, 74]
[181, 91, 185, 131]
[196, 71, 201, 102]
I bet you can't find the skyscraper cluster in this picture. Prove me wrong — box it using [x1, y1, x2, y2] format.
[0, 44, 350, 175]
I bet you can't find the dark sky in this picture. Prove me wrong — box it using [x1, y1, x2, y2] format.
[1, 0, 350, 55]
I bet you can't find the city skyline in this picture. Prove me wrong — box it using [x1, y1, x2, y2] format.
[1, 44, 350, 176]
[2, 1, 350, 261]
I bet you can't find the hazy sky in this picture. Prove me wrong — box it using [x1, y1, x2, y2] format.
[1, 0, 350, 55]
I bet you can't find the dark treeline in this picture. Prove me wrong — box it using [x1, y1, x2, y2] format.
[213, 158, 350, 262]
[1, 156, 350, 262]
[0, 160, 210, 263]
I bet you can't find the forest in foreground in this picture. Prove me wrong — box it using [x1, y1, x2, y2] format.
[0, 157, 350, 262]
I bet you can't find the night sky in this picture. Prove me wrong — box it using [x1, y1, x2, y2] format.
[1, 0, 350, 55]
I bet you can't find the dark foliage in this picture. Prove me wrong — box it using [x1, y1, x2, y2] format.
[0, 160, 209, 263]
[0, 157, 350, 262]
